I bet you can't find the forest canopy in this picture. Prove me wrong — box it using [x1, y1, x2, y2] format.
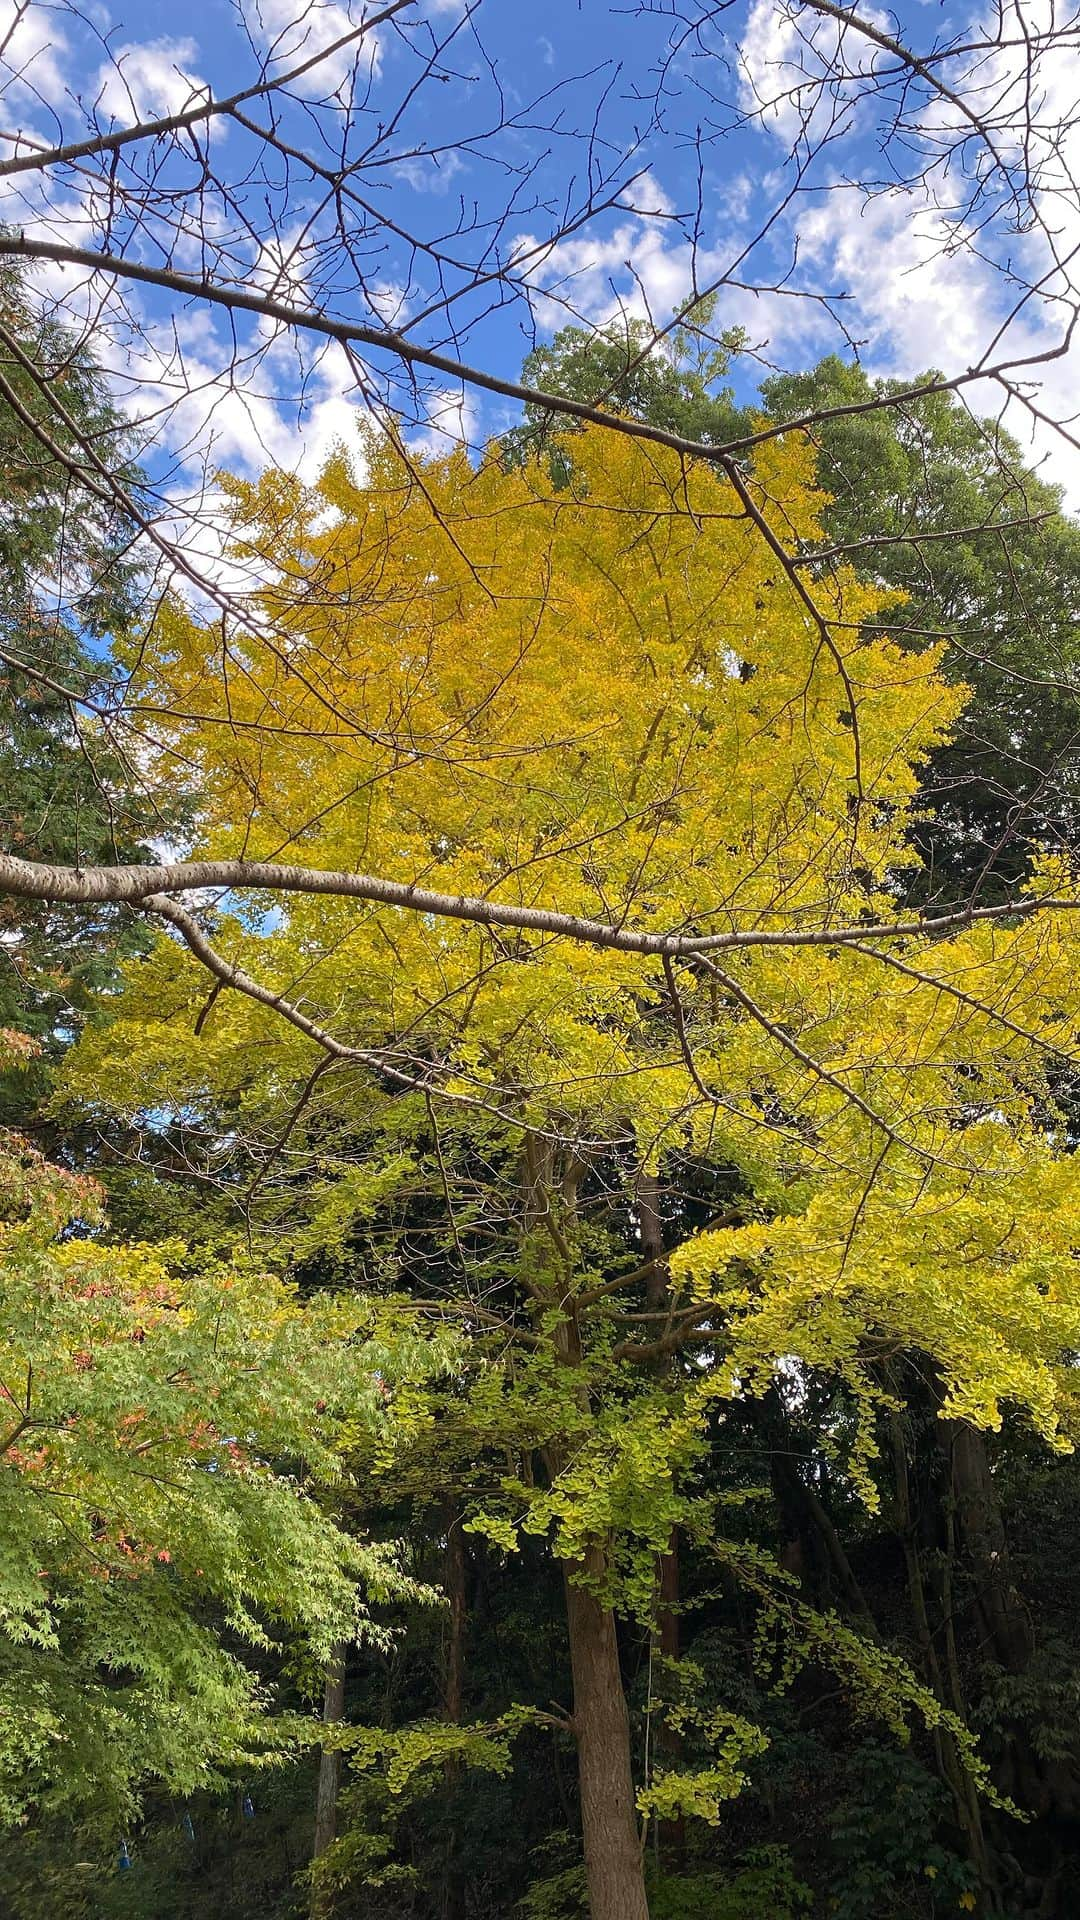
[4, 2, 1080, 1916]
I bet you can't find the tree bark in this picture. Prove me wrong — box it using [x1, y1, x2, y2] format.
[563, 1545, 651, 1920]
[947, 1422, 1034, 1674]
[443, 1502, 468, 1724]
[529, 1141, 652, 1920]
[636, 1168, 684, 1863]
[945, 1421, 1080, 1827]
[770, 1443, 874, 1622]
[441, 1506, 469, 1920]
[311, 1642, 347, 1919]
[889, 1416, 995, 1901]
[652, 1530, 686, 1865]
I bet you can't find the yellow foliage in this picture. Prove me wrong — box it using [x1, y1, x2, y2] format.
[69, 426, 1080, 1463]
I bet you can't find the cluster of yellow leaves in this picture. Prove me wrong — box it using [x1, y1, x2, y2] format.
[91, 427, 955, 1126]
[65, 424, 1080, 1467]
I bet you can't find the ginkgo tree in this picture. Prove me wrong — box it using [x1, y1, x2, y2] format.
[44, 425, 1080, 1920]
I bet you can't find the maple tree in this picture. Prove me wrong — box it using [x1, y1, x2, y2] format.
[0, 1025, 450, 1831]
[44, 424, 1080, 1919]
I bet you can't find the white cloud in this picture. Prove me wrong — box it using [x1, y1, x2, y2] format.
[94, 38, 211, 125]
[794, 187, 991, 374]
[512, 213, 686, 331]
[248, 0, 383, 96]
[735, 0, 1080, 501]
[104, 325, 376, 616]
[914, 0, 1080, 223]
[618, 170, 675, 220]
[366, 280, 411, 326]
[510, 184, 798, 362]
[407, 382, 479, 457]
[0, 0, 69, 110]
[786, 176, 1080, 503]
[114, 315, 370, 487]
[392, 148, 466, 195]
[737, 0, 891, 145]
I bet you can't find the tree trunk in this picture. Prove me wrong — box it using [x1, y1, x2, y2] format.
[311, 1642, 347, 1919]
[946, 1421, 1080, 1828]
[889, 1416, 996, 1903]
[652, 1530, 686, 1865]
[529, 1142, 651, 1920]
[947, 1422, 1034, 1674]
[441, 1506, 469, 1920]
[563, 1545, 651, 1920]
[636, 1169, 667, 1316]
[636, 1169, 684, 1864]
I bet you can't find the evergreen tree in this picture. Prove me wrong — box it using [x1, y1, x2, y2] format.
[0, 263, 172, 1128]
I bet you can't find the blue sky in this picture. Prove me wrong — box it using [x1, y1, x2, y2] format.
[1, 0, 1078, 513]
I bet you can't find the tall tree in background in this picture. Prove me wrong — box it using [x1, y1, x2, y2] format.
[0, 264, 452, 1911]
[759, 360, 1080, 903]
[508, 316, 1080, 903]
[503, 308, 750, 475]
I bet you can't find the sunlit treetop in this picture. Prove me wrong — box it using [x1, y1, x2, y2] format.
[67, 429, 1080, 1471]
[99, 427, 958, 1132]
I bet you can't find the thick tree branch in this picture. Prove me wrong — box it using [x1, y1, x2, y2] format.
[0, 850, 1070, 959]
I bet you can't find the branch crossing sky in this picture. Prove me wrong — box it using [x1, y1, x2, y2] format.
[1, 0, 1078, 502]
